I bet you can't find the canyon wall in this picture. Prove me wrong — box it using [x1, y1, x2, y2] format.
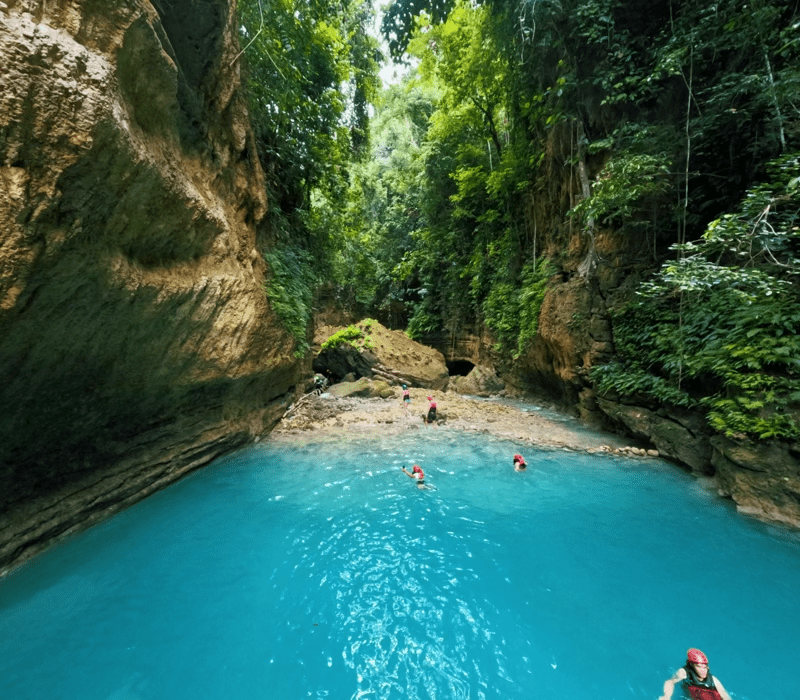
[0, 0, 303, 573]
[516, 233, 800, 529]
[433, 231, 800, 528]
[417, 120, 800, 529]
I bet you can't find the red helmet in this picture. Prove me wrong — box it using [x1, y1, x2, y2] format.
[412, 465, 422, 473]
[687, 649, 708, 665]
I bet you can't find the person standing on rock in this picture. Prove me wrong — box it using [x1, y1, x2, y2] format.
[426, 396, 437, 425]
[513, 454, 527, 471]
[402, 465, 426, 489]
[402, 384, 411, 412]
[658, 648, 732, 700]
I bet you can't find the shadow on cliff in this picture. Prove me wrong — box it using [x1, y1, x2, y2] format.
[0, 0, 301, 572]
[0, 248, 291, 516]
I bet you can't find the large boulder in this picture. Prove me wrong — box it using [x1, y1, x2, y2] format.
[449, 364, 505, 396]
[314, 319, 449, 390]
[327, 377, 394, 399]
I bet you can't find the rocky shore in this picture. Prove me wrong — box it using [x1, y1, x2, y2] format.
[269, 386, 658, 459]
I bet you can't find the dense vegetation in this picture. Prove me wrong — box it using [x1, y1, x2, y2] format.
[237, 0, 381, 354]
[594, 155, 800, 439]
[238, 0, 800, 439]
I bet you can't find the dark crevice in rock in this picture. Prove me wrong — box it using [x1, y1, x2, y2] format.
[153, 0, 224, 152]
[447, 359, 475, 377]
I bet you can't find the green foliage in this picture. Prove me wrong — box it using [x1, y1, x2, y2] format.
[325, 81, 440, 318]
[320, 319, 378, 350]
[239, 0, 360, 207]
[263, 245, 317, 357]
[381, 0, 456, 59]
[406, 300, 441, 339]
[516, 258, 556, 357]
[480, 257, 555, 357]
[379, 0, 539, 340]
[320, 325, 364, 351]
[570, 152, 671, 227]
[681, 153, 800, 275]
[592, 155, 800, 439]
[237, 0, 380, 349]
[591, 363, 696, 407]
[482, 281, 518, 349]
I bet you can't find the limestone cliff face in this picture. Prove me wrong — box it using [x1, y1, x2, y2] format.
[423, 120, 800, 529]
[0, 0, 303, 572]
[509, 228, 648, 419]
[509, 228, 800, 528]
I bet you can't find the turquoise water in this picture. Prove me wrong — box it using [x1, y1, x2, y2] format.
[2, 432, 799, 700]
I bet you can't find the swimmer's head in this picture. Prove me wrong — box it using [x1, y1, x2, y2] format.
[687, 649, 708, 666]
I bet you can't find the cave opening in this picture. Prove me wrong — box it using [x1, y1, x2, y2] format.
[447, 360, 475, 377]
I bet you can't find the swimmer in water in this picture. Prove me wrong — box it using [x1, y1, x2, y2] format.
[513, 454, 527, 471]
[401, 464, 427, 489]
[658, 648, 732, 700]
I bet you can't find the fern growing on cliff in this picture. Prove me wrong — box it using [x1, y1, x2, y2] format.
[263, 245, 316, 357]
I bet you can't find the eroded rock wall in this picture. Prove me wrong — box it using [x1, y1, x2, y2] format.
[506, 229, 800, 528]
[0, 0, 302, 572]
[430, 119, 800, 529]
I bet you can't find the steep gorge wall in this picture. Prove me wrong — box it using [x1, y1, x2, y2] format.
[425, 121, 800, 529]
[510, 182, 800, 529]
[0, 0, 303, 572]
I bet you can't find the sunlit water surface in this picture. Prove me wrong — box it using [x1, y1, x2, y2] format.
[2, 432, 799, 700]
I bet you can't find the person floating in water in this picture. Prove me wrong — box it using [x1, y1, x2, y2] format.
[425, 396, 437, 425]
[401, 384, 410, 412]
[401, 465, 426, 489]
[659, 648, 732, 700]
[513, 454, 527, 471]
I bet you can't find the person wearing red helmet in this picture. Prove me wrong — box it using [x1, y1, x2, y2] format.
[401, 464, 427, 489]
[425, 396, 437, 425]
[658, 648, 732, 700]
[513, 454, 527, 471]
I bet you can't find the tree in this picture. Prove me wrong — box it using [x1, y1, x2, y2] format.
[236, 0, 380, 350]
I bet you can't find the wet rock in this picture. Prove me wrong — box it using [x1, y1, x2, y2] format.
[711, 435, 800, 528]
[449, 364, 505, 396]
[596, 398, 713, 473]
